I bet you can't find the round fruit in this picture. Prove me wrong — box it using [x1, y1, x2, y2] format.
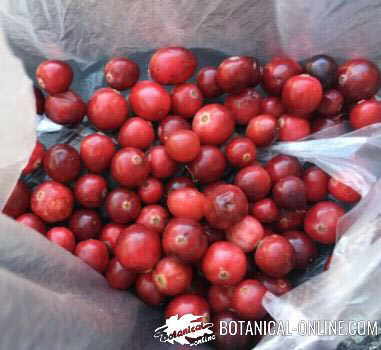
[246, 114, 278, 147]
[136, 205, 169, 234]
[46, 227, 76, 253]
[303, 166, 329, 202]
[165, 294, 210, 321]
[74, 174, 108, 208]
[278, 114, 311, 141]
[147, 145, 178, 178]
[272, 176, 307, 210]
[165, 176, 195, 194]
[135, 272, 165, 306]
[317, 89, 344, 116]
[303, 54, 338, 89]
[138, 177, 163, 204]
[16, 213, 47, 234]
[234, 165, 271, 201]
[167, 188, 206, 221]
[225, 137, 256, 168]
[22, 141, 46, 175]
[106, 258, 136, 290]
[261, 96, 285, 118]
[104, 57, 139, 90]
[274, 209, 306, 232]
[165, 130, 201, 162]
[69, 209, 102, 241]
[256, 274, 292, 295]
[3, 180, 30, 218]
[311, 115, 343, 133]
[74, 239, 109, 273]
[349, 100, 381, 129]
[196, 66, 223, 98]
[99, 223, 125, 252]
[284, 230, 318, 269]
[157, 115, 191, 144]
[252, 198, 279, 223]
[265, 155, 302, 182]
[207, 285, 233, 312]
[118, 117, 154, 149]
[171, 83, 203, 118]
[105, 188, 141, 224]
[36, 60, 73, 94]
[328, 178, 361, 203]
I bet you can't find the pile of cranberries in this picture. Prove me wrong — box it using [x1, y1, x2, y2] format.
[4, 48, 378, 349]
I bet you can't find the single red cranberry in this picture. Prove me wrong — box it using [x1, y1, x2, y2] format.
[278, 114, 311, 141]
[265, 155, 302, 182]
[171, 83, 203, 118]
[118, 117, 154, 149]
[75, 239, 109, 273]
[234, 165, 271, 201]
[104, 57, 139, 90]
[349, 99, 381, 129]
[135, 272, 165, 305]
[105, 188, 141, 224]
[208, 285, 233, 312]
[303, 55, 338, 89]
[16, 213, 47, 234]
[138, 177, 163, 204]
[87, 88, 128, 131]
[311, 115, 344, 133]
[43, 144, 81, 183]
[202, 223, 225, 244]
[337, 59, 381, 101]
[31, 181, 73, 223]
[3, 180, 30, 218]
[106, 258, 136, 290]
[252, 198, 279, 223]
[165, 129, 201, 162]
[303, 166, 329, 202]
[136, 205, 169, 234]
[274, 209, 306, 232]
[196, 66, 223, 98]
[284, 230, 318, 269]
[246, 114, 278, 147]
[165, 176, 194, 194]
[74, 174, 108, 208]
[157, 115, 191, 144]
[256, 274, 292, 295]
[115, 224, 161, 272]
[99, 223, 125, 252]
[255, 234, 295, 277]
[324, 255, 333, 271]
[193, 104, 235, 145]
[36, 60, 73, 94]
[167, 188, 206, 221]
[262, 57, 303, 96]
[224, 88, 261, 125]
[304, 201, 345, 244]
[273, 176, 307, 210]
[34, 86, 45, 115]
[317, 89, 344, 116]
[165, 294, 210, 322]
[203, 181, 227, 196]
[328, 178, 361, 203]
[80, 133, 116, 173]
[261, 97, 285, 118]
[46, 227, 76, 252]
[226, 137, 256, 168]
[147, 145, 178, 178]
[69, 209, 102, 241]
[22, 141, 46, 175]
[202, 241, 247, 285]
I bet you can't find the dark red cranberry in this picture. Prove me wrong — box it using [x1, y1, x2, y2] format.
[203, 181, 227, 196]
[256, 274, 292, 295]
[328, 178, 361, 203]
[74, 239, 109, 273]
[105, 188, 141, 224]
[234, 165, 271, 201]
[106, 258, 136, 290]
[261, 97, 285, 118]
[196, 66, 223, 98]
[284, 230, 318, 269]
[279, 114, 311, 141]
[104, 57, 139, 90]
[165, 176, 195, 194]
[34, 86, 45, 115]
[225, 137, 256, 168]
[252, 198, 279, 223]
[69, 209, 102, 241]
[136, 205, 169, 234]
[36, 60, 73, 94]
[274, 209, 306, 232]
[202, 223, 225, 244]
[171, 83, 203, 118]
[22, 141, 46, 175]
[135, 272, 165, 305]
[99, 223, 125, 252]
[303, 55, 338, 89]
[208, 285, 233, 312]
[272, 176, 307, 210]
[46, 227, 76, 252]
[303, 166, 329, 202]
[16, 213, 47, 234]
[118, 117, 154, 149]
[311, 115, 343, 133]
[165, 294, 210, 322]
[317, 89, 344, 116]
[138, 177, 163, 204]
[157, 115, 191, 144]
[349, 99, 381, 129]
[265, 155, 302, 182]
[165, 129, 201, 162]
[147, 145, 178, 178]
[74, 174, 108, 208]
[167, 188, 206, 221]
[3, 180, 30, 218]
[246, 114, 278, 147]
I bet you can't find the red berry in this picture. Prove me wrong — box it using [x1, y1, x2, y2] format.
[208, 285, 233, 312]
[75, 239, 109, 273]
[165, 176, 195, 194]
[317, 89, 344, 116]
[311, 115, 343, 133]
[99, 223, 125, 252]
[118, 117, 154, 149]
[303, 54, 338, 89]
[147, 145, 178, 178]
[46, 227, 76, 252]
[274, 209, 306, 232]
[74, 174, 108, 208]
[16, 213, 47, 234]
[104, 57, 139, 90]
[225, 137, 256, 168]
[167, 188, 206, 221]
[246, 114, 278, 147]
[69, 209, 102, 241]
[23, 141, 46, 175]
[278, 114, 311, 141]
[105, 188, 141, 224]
[165, 130, 201, 162]
[196, 66, 223, 98]
[234, 165, 271, 201]
[171, 83, 203, 118]
[328, 178, 361, 203]
[303, 166, 329, 202]
[256, 274, 292, 295]
[284, 230, 318, 269]
[252, 198, 279, 223]
[138, 177, 163, 204]
[349, 100, 381, 129]
[136, 204, 169, 234]
[203, 223, 225, 244]
[273, 176, 307, 210]
[165, 294, 210, 322]
[106, 258, 136, 290]
[36, 60, 73, 94]
[3, 180, 30, 218]
[265, 155, 302, 182]
[157, 115, 191, 144]
[261, 97, 285, 118]
[34, 86, 45, 115]
[135, 272, 165, 305]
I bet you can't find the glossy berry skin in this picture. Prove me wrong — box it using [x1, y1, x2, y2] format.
[80, 133, 116, 173]
[135, 272, 165, 306]
[262, 57, 303, 96]
[188, 145, 227, 184]
[111, 147, 150, 187]
[31, 181, 73, 223]
[224, 88, 261, 125]
[130, 80, 171, 121]
[303, 55, 338, 89]
[226, 137, 256, 168]
[246, 114, 278, 147]
[74, 239, 109, 273]
[16, 213, 47, 234]
[192, 104, 235, 145]
[46, 227, 76, 253]
[157, 115, 191, 144]
[106, 258, 136, 290]
[349, 100, 381, 130]
[317, 89, 344, 116]
[304, 201, 345, 244]
[278, 114, 311, 141]
[265, 155, 302, 182]
[165, 130, 201, 162]
[115, 224, 161, 272]
[202, 223, 225, 244]
[261, 97, 285, 118]
[104, 57, 139, 90]
[216, 56, 261, 93]
[171, 83, 204, 118]
[87, 88, 128, 131]
[168, 188, 206, 221]
[36, 60, 73, 94]
[165, 176, 195, 194]
[138, 177, 163, 204]
[202, 241, 247, 286]
[105, 188, 141, 224]
[272, 176, 307, 210]
[234, 165, 271, 201]
[208, 285, 233, 312]
[256, 274, 292, 295]
[118, 117, 154, 149]
[3, 180, 30, 218]
[337, 59, 381, 101]
[255, 234, 295, 278]
[45, 90, 86, 125]
[74, 174, 108, 208]
[136, 205, 169, 234]
[231, 279, 267, 320]
[275, 209, 306, 232]
[252, 198, 279, 223]
[165, 294, 210, 322]
[23, 141, 46, 175]
[34, 86, 45, 115]
[69, 209, 102, 241]
[99, 223, 125, 252]
[43, 144, 81, 183]
[328, 178, 361, 203]
[147, 145, 178, 179]
[303, 166, 329, 202]
[196, 66, 223, 98]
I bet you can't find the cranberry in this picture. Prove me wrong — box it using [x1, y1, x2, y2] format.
[255, 234, 295, 277]
[105, 188, 141, 224]
[99, 223, 125, 252]
[31, 181, 73, 223]
[261, 97, 285, 118]
[205, 184, 249, 229]
[34, 86, 45, 115]
[226, 215, 264, 252]
[193, 104, 234, 145]
[165, 176, 195, 194]
[104, 57, 139, 90]
[87, 88, 128, 131]
[43, 144, 81, 183]
[157, 115, 191, 144]
[45, 90, 86, 125]
[163, 218, 208, 262]
[111, 147, 150, 187]
[262, 57, 303, 96]
[167, 188, 206, 221]
[246, 114, 278, 147]
[23, 141, 46, 175]
[115, 223, 161, 272]
[349, 99, 381, 129]
[147, 145, 178, 178]
[106, 258, 136, 290]
[69, 209, 102, 241]
[80, 133, 116, 173]
[231, 279, 267, 320]
[256, 274, 292, 295]
[36, 60, 73, 94]
[252, 198, 279, 223]
[304, 201, 345, 244]
[196, 66, 223, 98]
[337, 59, 381, 101]
[303, 55, 338, 89]
[130, 80, 171, 121]
[284, 230, 318, 269]
[3, 180, 30, 218]
[265, 155, 302, 182]
[303, 166, 329, 202]
[203, 223, 225, 244]
[216, 56, 261, 93]
[203, 181, 227, 196]
[136, 204, 169, 234]
[16, 213, 47, 234]
[74, 174, 108, 208]
[279, 114, 311, 141]
[46, 227, 76, 253]
[135, 272, 165, 305]
[224, 88, 261, 125]
[226, 137, 256, 168]
[202, 241, 247, 285]
[138, 177, 163, 204]
[188, 145, 226, 184]
[311, 115, 343, 133]
[274, 209, 306, 232]
[165, 129, 201, 162]
[171, 83, 203, 118]
[317, 89, 344, 116]
[165, 294, 210, 321]
[328, 178, 361, 203]
[273, 176, 307, 210]
[118, 117, 154, 149]
[234, 165, 271, 201]
[208, 285, 233, 312]
[75, 239, 109, 273]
